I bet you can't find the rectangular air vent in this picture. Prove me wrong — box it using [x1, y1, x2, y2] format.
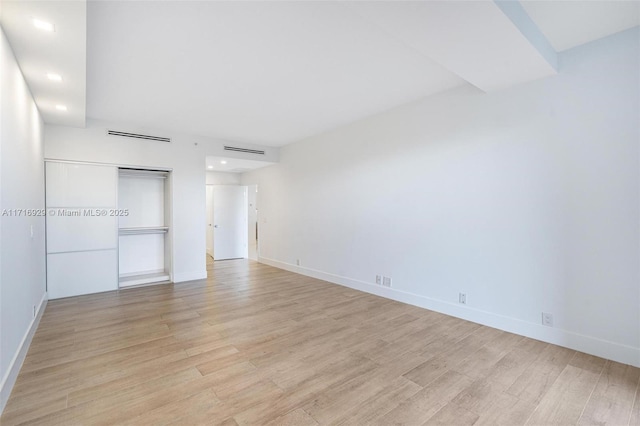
[224, 145, 265, 155]
[107, 130, 171, 143]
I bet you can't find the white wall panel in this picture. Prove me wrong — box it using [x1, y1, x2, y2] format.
[46, 215, 117, 253]
[46, 162, 117, 207]
[206, 171, 241, 185]
[47, 250, 118, 299]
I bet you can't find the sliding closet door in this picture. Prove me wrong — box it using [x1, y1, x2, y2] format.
[46, 162, 118, 299]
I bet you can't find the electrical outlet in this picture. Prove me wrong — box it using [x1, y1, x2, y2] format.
[33, 305, 36, 317]
[375, 275, 382, 285]
[382, 276, 392, 287]
[296, 259, 300, 266]
[459, 293, 467, 304]
[542, 312, 553, 327]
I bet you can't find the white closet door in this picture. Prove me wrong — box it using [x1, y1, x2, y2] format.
[46, 162, 117, 207]
[47, 215, 117, 253]
[47, 251, 118, 299]
[46, 162, 118, 299]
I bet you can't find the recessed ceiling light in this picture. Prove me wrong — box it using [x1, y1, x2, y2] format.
[47, 73, 62, 82]
[55, 105, 67, 111]
[220, 160, 227, 165]
[33, 19, 54, 32]
[207, 166, 213, 169]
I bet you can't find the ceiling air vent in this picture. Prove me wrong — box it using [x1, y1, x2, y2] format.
[107, 130, 171, 143]
[224, 145, 265, 155]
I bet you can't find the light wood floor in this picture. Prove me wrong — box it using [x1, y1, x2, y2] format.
[2, 259, 639, 425]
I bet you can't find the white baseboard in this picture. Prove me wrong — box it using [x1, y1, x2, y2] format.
[258, 257, 640, 368]
[173, 270, 207, 283]
[0, 292, 48, 415]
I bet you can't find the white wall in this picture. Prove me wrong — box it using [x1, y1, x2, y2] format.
[242, 28, 640, 366]
[45, 119, 221, 283]
[206, 171, 241, 185]
[45, 122, 274, 285]
[0, 27, 47, 412]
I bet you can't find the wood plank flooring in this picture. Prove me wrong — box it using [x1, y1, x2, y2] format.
[2, 258, 639, 425]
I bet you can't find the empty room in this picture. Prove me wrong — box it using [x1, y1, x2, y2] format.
[1, 0, 639, 425]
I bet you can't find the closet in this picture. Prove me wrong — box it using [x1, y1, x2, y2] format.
[45, 161, 172, 299]
[117, 168, 171, 287]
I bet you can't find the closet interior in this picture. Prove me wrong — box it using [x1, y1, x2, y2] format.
[118, 168, 172, 287]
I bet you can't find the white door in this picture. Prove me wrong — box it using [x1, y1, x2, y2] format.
[247, 185, 258, 260]
[213, 186, 248, 260]
[46, 162, 119, 299]
[206, 185, 214, 258]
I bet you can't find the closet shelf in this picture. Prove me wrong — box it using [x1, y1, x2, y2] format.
[119, 272, 171, 287]
[119, 226, 169, 235]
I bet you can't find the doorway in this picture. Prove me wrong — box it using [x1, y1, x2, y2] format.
[206, 185, 248, 260]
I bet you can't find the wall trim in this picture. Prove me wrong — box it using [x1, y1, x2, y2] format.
[258, 256, 640, 368]
[0, 292, 48, 415]
[173, 270, 208, 283]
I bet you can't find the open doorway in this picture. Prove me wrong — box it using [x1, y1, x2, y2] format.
[205, 154, 272, 262]
[206, 185, 249, 261]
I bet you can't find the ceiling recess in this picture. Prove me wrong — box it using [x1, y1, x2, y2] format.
[107, 130, 171, 143]
[224, 145, 265, 155]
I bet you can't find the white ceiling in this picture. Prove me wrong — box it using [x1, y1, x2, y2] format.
[85, 1, 467, 147]
[206, 156, 275, 174]
[346, 1, 557, 92]
[521, 1, 640, 52]
[0, 0, 86, 127]
[2, 1, 638, 147]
